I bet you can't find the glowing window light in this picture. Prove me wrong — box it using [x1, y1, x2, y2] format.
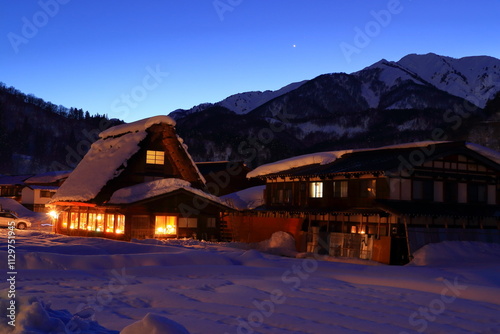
[155, 216, 177, 235]
[115, 215, 125, 234]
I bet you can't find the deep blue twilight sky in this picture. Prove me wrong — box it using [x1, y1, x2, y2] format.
[1, 0, 499, 122]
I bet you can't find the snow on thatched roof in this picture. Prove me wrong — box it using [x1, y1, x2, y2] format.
[51, 131, 147, 203]
[51, 116, 204, 204]
[108, 178, 229, 207]
[99, 115, 176, 139]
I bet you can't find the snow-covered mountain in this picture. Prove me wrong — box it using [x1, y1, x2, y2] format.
[170, 80, 307, 119]
[173, 53, 500, 167]
[356, 53, 500, 108]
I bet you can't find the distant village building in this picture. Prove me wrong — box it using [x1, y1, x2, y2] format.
[223, 141, 500, 264]
[0, 174, 32, 201]
[21, 170, 71, 212]
[49, 116, 232, 241]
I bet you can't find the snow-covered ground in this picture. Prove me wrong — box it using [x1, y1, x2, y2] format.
[1, 230, 499, 334]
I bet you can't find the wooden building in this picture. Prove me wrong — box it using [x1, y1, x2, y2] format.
[196, 161, 264, 196]
[21, 170, 71, 212]
[50, 116, 232, 241]
[224, 142, 500, 264]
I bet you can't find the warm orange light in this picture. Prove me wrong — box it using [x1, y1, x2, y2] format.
[115, 229, 123, 234]
[48, 210, 59, 219]
[69, 224, 75, 229]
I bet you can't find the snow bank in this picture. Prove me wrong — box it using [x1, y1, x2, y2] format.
[120, 313, 189, 334]
[247, 141, 448, 178]
[99, 115, 175, 139]
[257, 231, 297, 257]
[220, 185, 265, 210]
[51, 131, 147, 203]
[108, 178, 227, 207]
[410, 241, 500, 267]
[0, 298, 115, 334]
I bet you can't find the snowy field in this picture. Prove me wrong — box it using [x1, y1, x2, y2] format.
[1, 229, 500, 334]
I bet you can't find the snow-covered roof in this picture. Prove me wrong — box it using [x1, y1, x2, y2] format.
[0, 174, 33, 185]
[99, 115, 176, 139]
[466, 143, 500, 165]
[52, 131, 147, 203]
[108, 178, 229, 207]
[221, 185, 265, 210]
[247, 141, 447, 178]
[51, 115, 199, 204]
[24, 170, 71, 184]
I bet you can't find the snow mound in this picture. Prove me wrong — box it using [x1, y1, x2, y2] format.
[257, 231, 297, 257]
[0, 298, 115, 334]
[120, 313, 189, 334]
[221, 185, 265, 210]
[410, 241, 500, 266]
[99, 115, 175, 139]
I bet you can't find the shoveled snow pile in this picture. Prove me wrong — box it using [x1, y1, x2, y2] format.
[257, 231, 297, 257]
[120, 313, 189, 334]
[108, 178, 227, 206]
[410, 241, 500, 266]
[0, 298, 115, 334]
[221, 185, 265, 210]
[99, 115, 176, 139]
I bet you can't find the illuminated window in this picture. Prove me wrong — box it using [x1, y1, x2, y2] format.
[96, 214, 104, 232]
[88, 213, 97, 231]
[207, 217, 216, 228]
[310, 182, 323, 198]
[61, 212, 68, 228]
[116, 215, 125, 234]
[179, 217, 198, 228]
[69, 212, 78, 229]
[106, 214, 115, 233]
[79, 213, 88, 230]
[361, 180, 376, 198]
[146, 150, 165, 165]
[155, 216, 177, 235]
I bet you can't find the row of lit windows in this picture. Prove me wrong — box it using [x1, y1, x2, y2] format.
[310, 180, 373, 199]
[61, 212, 125, 234]
[277, 179, 492, 204]
[154, 216, 217, 235]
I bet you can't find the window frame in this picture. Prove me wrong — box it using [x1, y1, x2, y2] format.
[310, 182, 323, 198]
[146, 150, 165, 165]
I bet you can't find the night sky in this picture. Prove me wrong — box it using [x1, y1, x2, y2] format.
[2, 0, 499, 122]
